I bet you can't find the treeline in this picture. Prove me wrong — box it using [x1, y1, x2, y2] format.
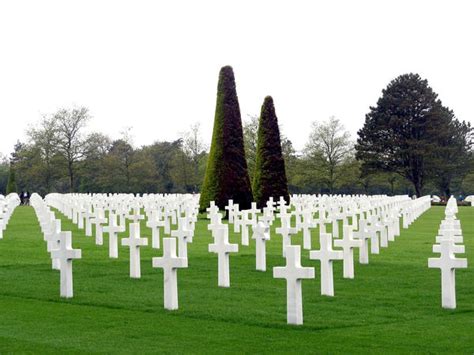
[2, 108, 208, 195]
[1, 73, 473, 197]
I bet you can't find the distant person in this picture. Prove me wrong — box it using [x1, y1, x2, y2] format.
[24, 191, 30, 206]
[20, 191, 25, 205]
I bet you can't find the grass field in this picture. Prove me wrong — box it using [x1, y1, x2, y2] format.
[0, 206, 472, 353]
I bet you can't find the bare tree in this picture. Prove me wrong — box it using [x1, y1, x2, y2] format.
[181, 122, 206, 191]
[242, 115, 259, 181]
[54, 107, 90, 192]
[27, 115, 60, 192]
[305, 116, 353, 193]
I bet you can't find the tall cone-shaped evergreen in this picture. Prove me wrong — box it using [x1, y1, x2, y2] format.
[199, 66, 253, 211]
[252, 96, 289, 207]
[6, 165, 17, 194]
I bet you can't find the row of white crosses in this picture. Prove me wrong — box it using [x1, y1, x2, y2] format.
[45, 193, 199, 310]
[208, 200, 276, 285]
[428, 196, 468, 309]
[270, 195, 431, 325]
[30, 193, 81, 298]
[0, 193, 20, 239]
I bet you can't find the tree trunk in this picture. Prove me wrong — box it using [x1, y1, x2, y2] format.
[413, 181, 422, 197]
[68, 161, 74, 192]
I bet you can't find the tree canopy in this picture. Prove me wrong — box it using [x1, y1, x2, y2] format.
[356, 73, 472, 197]
[199, 66, 253, 211]
[252, 96, 289, 207]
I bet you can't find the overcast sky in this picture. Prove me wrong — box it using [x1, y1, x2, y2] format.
[1, 0, 473, 156]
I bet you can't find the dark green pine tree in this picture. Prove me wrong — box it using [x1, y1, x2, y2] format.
[252, 96, 289, 207]
[6, 165, 17, 194]
[355, 73, 454, 197]
[199, 66, 253, 211]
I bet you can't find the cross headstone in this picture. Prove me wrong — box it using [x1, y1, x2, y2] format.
[334, 225, 363, 279]
[300, 211, 315, 250]
[51, 231, 81, 298]
[276, 215, 297, 256]
[121, 222, 148, 278]
[84, 208, 94, 237]
[353, 219, 371, 264]
[428, 238, 468, 309]
[127, 207, 145, 224]
[91, 209, 107, 245]
[240, 213, 253, 246]
[171, 217, 191, 258]
[209, 225, 238, 287]
[146, 211, 164, 249]
[225, 199, 234, 223]
[309, 233, 343, 296]
[152, 238, 188, 310]
[103, 213, 125, 258]
[252, 221, 270, 271]
[273, 245, 315, 325]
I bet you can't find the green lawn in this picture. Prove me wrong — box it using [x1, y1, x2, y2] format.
[0, 206, 472, 353]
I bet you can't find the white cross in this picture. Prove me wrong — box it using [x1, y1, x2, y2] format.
[209, 225, 238, 287]
[248, 202, 260, 222]
[47, 219, 62, 270]
[277, 196, 288, 212]
[208, 212, 223, 234]
[171, 217, 192, 258]
[152, 238, 188, 310]
[103, 213, 125, 258]
[276, 215, 297, 256]
[206, 202, 219, 222]
[146, 211, 164, 249]
[77, 207, 86, 229]
[252, 221, 270, 271]
[299, 211, 315, 250]
[127, 207, 145, 224]
[353, 219, 371, 264]
[260, 207, 275, 227]
[309, 232, 343, 296]
[367, 217, 380, 254]
[334, 225, 363, 279]
[240, 213, 253, 246]
[91, 209, 107, 245]
[224, 199, 234, 223]
[266, 197, 276, 214]
[233, 206, 242, 233]
[121, 222, 148, 278]
[163, 212, 172, 235]
[84, 208, 94, 237]
[428, 238, 467, 309]
[331, 215, 340, 239]
[51, 231, 81, 298]
[273, 245, 315, 325]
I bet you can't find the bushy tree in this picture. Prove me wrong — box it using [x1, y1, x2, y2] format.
[243, 114, 259, 182]
[356, 73, 458, 197]
[252, 96, 289, 207]
[54, 106, 90, 192]
[200, 66, 253, 211]
[428, 107, 472, 197]
[0, 155, 9, 195]
[6, 165, 17, 194]
[305, 116, 353, 193]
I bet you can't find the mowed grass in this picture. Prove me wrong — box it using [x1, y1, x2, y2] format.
[0, 206, 472, 353]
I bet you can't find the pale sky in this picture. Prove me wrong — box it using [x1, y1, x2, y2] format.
[1, 0, 473, 156]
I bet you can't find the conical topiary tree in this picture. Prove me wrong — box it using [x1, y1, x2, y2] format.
[6, 165, 17, 194]
[252, 96, 289, 207]
[199, 66, 253, 211]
